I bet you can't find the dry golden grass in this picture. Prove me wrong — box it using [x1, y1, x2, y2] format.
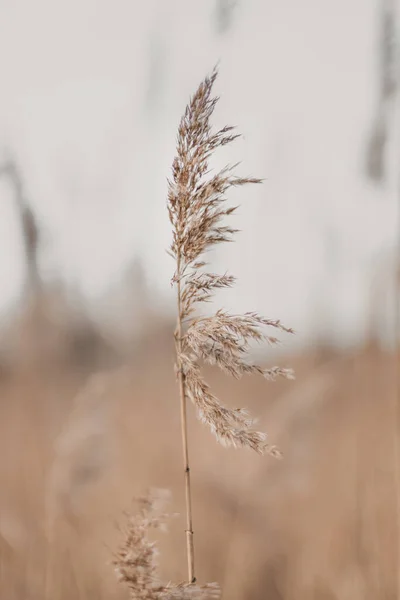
[0, 313, 397, 599]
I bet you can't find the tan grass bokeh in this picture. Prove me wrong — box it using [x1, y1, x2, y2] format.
[0, 302, 398, 599]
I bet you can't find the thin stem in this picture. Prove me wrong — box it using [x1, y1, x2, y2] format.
[175, 254, 196, 584]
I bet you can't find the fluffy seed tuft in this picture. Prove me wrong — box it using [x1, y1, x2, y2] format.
[169, 68, 294, 457]
[113, 490, 220, 599]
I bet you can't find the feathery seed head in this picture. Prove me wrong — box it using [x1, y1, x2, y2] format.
[113, 490, 220, 599]
[169, 69, 294, 458]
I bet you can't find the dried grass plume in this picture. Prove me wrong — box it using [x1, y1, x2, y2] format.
[168, 68, 294, 459]
[113, 490, 220, 600]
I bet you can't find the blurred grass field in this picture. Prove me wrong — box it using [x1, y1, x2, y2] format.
[0, 291, 398, 600]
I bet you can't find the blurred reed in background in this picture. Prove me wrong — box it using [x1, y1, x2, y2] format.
[0, 274, 398, 598]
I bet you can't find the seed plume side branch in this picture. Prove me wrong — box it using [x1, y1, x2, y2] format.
[113, 490, 220, 600]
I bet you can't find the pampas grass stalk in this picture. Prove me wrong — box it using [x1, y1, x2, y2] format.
[167, 68, 294, 584]
[175, 271, 196, 583]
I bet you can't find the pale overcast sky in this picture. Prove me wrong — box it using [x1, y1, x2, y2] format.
[0, 0, 397, 346]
